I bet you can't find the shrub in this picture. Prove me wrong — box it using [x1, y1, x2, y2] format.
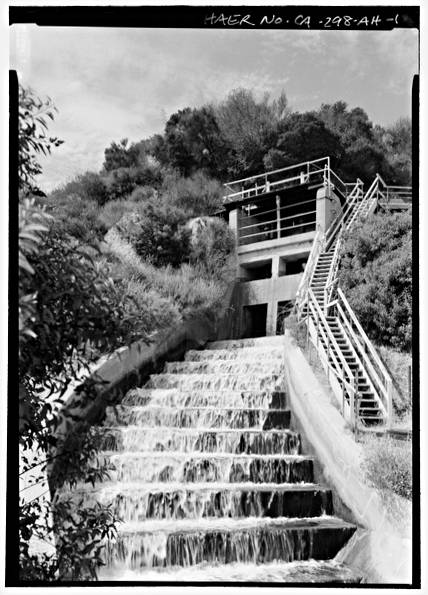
[377, 345, 412, 417]
[42, 193, 105, 243]
[189, 217, 236, 278]
[96, 194, 150, 232]
[339, 212, 412, 352]
[161, 170, 224, 216]
[116, 198, 191, 268]
[104, 229, 232, 318]
[362, 435, 412, 500]
[104, 165, 162, 201]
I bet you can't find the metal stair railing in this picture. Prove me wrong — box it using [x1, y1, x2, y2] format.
[376, 174, 412, 206]
[344, 176, 379, 233]
[325, 179, 364, 250]
[336, 288, 393, 426]
[306, 289, 359, 427]
[223, 156, 329, 203]
[294, 228, 325, 320]
[323, 236, 342, 312]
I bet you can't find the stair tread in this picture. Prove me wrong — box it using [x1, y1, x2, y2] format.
[117, 515, 356, 535]
[76, 480, 328, 494]
[99, 559, 363, 583]
[102, 426, 297, 434]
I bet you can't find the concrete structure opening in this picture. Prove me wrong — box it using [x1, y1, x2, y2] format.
[240, 259, 272, 281]
[276, 300, 294, 334]
[242, 304, 268, 338]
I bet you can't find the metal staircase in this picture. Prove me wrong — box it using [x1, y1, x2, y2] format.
[295, 174, 410, 429]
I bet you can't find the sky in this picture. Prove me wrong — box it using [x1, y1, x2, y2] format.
[10, 25, 419, 192]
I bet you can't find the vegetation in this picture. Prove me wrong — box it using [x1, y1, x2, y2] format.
[18, 81, 412, 581]
[362, 435, 412, 501]
[339, 211, 412, 353]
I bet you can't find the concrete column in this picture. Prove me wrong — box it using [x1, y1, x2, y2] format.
[228, 209, 239, 237]
[271, 255, 279, 278]
[271, 255, 286, 279]
[266, 299, 278, 336]
[316, 186, 342, 233]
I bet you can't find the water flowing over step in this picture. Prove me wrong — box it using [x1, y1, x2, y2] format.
[72, 335, 360, 582]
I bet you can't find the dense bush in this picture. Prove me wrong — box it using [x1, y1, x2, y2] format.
[160, 170, 224, 216]
[189, 217, 236, 277]
[339, 212, 412, 352]
[105, 229, 234, 318]
[116, 198, 191, 268]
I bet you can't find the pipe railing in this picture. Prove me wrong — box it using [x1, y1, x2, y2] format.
[307, 290, 358, 426]
[325, 179, 364, 250]
[294, 229, 325, 319]
[323, 237, 342, 311]
[342, 176, 379, 234]
[336, 288, 392, 425]
[324, 167, 349, 199]
[376, 175, 412, 205]
[223, 157, 330, 203]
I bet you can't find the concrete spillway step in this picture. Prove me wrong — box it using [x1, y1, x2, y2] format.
[185, 347, 283, 362]
[147, 373, 283, 391]
[104, 406, 291, 429]
[71, 482, 332, 521]
[104, 516, 357, 568]
[96, 452, 314, 484]
[75, 334, 361, 582]
[122, 389, 287, 409]
[164, 360, 283, 375]
[100, 559, 362, 583]
[97, 427, 301, 455]
[207, 336, 284, 350]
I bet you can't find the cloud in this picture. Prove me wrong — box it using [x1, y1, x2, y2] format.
[10, 25, 418, 189]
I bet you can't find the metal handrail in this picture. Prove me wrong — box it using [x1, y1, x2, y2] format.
[336, 288, 392, 424]
[308, 290, 355, 383]
[336, 303, 388, 414]
[323, 237, 342, 311]
[294, 229, 324, 318]
[376, 175, 412, 204]
[325, 179, 363, 250]
[239, 219, 316, 243]
[224, 169, 325, 203]
[307, 291, 358, 425]
[224, 156, 329, 188]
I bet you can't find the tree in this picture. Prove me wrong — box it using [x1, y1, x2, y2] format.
[317, 102, 394, 183]
[118, 197, 191, 268]
[215, 88, 287, 177]
[263, 112, 343, 171]
[18, 85, 152, 581]
[318, 101, 374, 147]
[374, 117, 412, 184]
[102, 138, 142, 172]
[163, 106, 228, 177]
[18, 85, 63, 196]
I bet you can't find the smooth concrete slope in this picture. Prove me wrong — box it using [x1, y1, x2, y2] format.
[283, 331, 412, 584]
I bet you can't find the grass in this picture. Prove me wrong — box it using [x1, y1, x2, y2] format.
[376, 344, 412, 420]
[102, 229, 234, 325]
[361, 433, 412, 501]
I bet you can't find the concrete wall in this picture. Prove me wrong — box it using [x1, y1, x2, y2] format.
[238, 274, 302, 335]
[283, 331, 412, 584]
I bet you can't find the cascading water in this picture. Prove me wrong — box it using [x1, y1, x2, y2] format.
[72, 336, 362, 582]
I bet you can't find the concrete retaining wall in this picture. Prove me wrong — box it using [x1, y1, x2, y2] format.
[283, 331, 412, 584]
